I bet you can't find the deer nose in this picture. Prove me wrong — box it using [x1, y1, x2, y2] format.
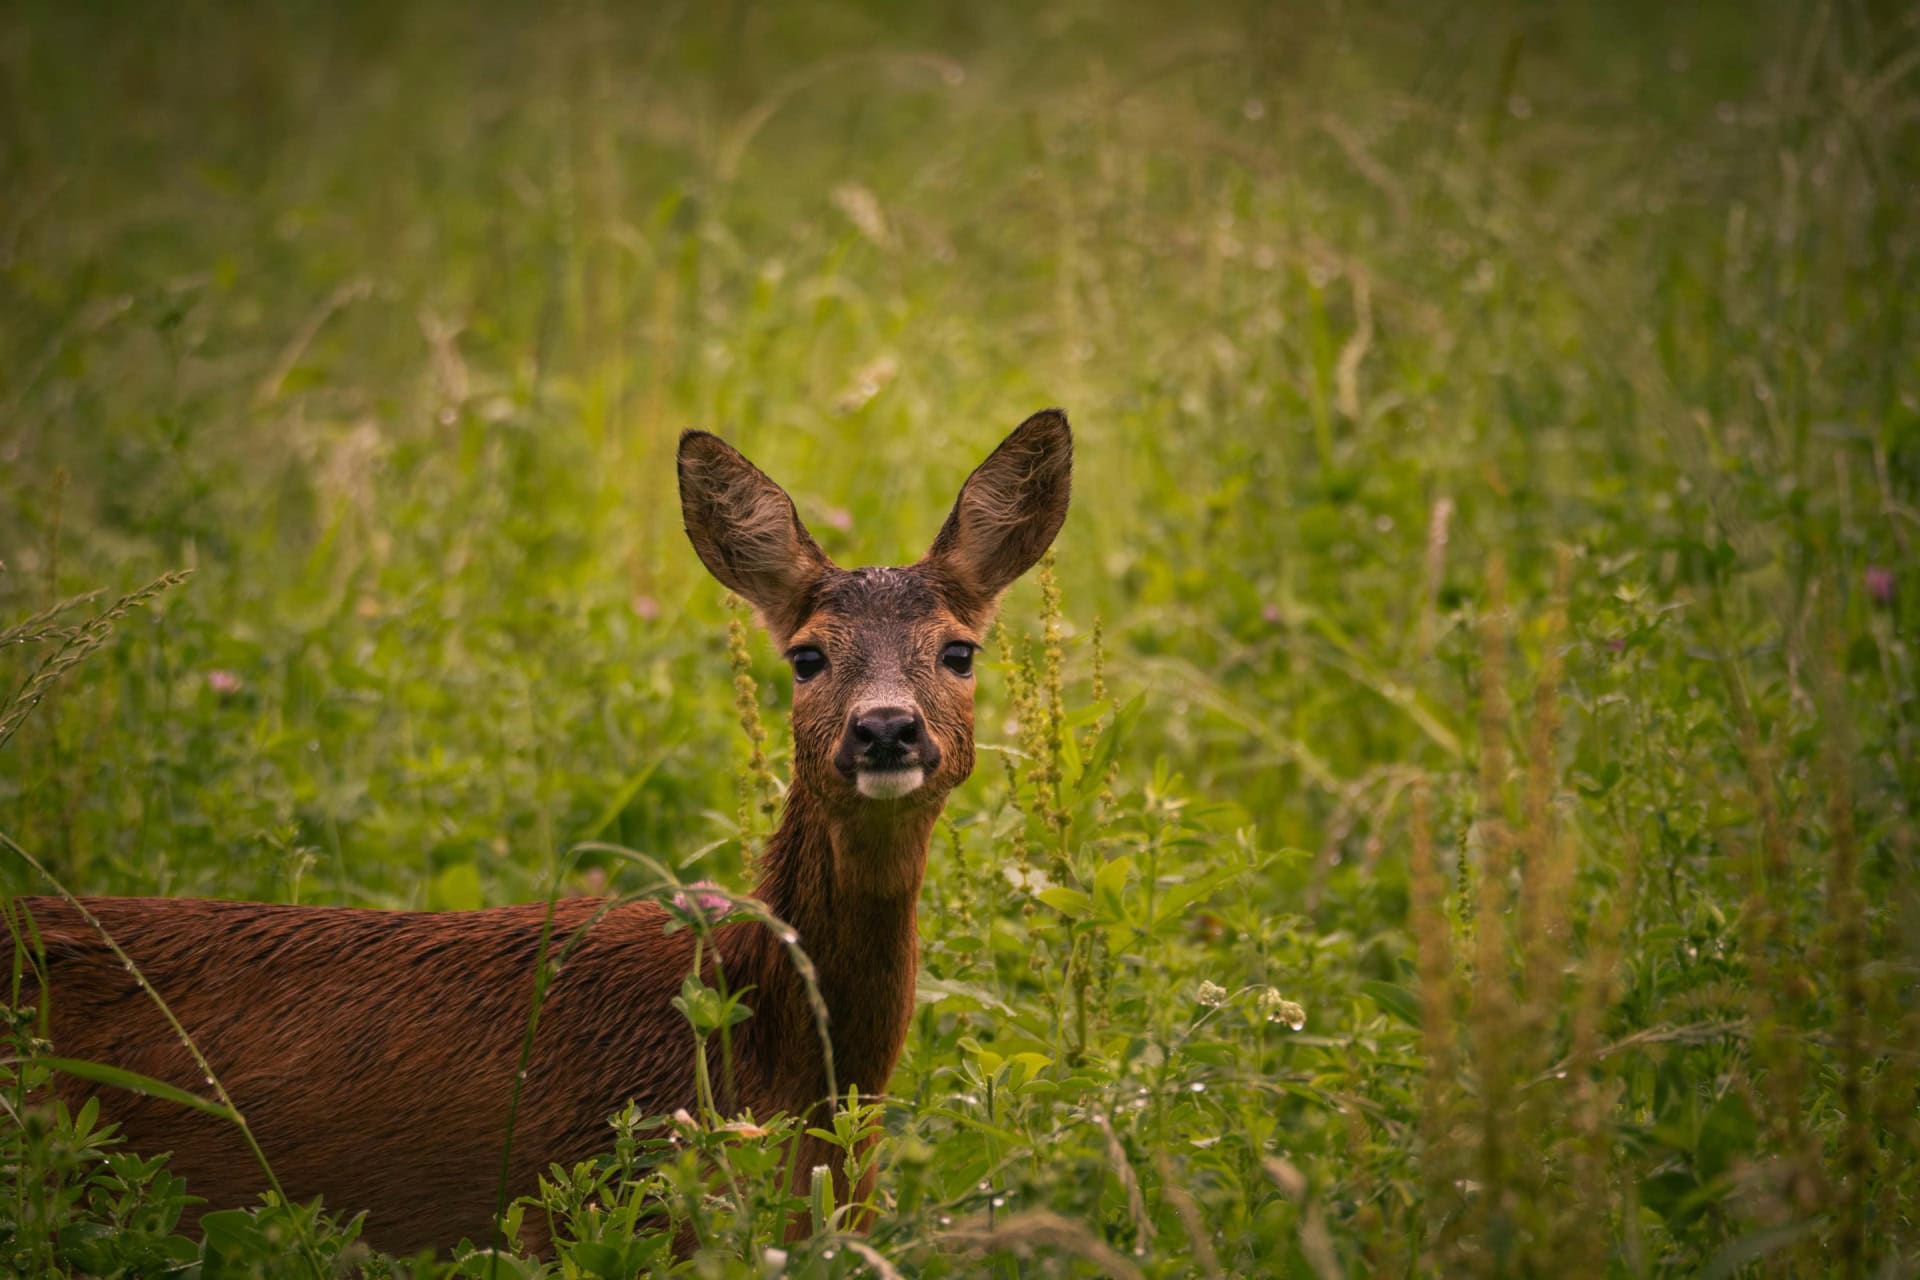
[834, 704, 941, 782]
[851, 706, 921, 751]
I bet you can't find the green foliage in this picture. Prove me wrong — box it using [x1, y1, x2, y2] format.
[2, 0, 1918, 1274]
[0, 1004, 366, 1278]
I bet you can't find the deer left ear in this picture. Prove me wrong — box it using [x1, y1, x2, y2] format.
[925, 409, 1073, 617]
[678, 430, 834, 637]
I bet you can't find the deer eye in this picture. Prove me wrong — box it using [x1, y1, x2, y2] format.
[940, 642, 976, 677]
[788, 646, 827, 682]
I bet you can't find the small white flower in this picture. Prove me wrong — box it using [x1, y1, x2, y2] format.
[1196, 980, 1229, 1008]
[1259, 987, 1307, 1030]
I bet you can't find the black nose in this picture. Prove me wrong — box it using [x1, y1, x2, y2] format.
[851, 706, 922, 753]
[834, 705, 941, 781]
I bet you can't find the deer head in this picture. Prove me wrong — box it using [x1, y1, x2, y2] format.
[677, 409, 1072, 820]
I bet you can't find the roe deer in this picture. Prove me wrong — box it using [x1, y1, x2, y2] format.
[19, 409, 1071, 1256]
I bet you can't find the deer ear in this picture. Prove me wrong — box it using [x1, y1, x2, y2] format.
[678, 431, 833, 633]
[925, 409, 1073, 615]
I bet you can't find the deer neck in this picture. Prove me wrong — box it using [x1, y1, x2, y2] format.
[739, 784, 935, 1098]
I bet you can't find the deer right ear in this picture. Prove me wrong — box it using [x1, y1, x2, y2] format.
[678, 431, 833, 635]
[925, 408, 1073, 619]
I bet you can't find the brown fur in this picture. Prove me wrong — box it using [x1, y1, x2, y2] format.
[23, 408, 1071, 1255]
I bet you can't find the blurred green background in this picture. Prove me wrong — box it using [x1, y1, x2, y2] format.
[2, 0, 1916, 1273]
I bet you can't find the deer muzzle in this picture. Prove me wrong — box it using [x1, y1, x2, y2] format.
[835, 704, 941, 798]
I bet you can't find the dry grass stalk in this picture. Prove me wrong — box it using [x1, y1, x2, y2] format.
[1152, 1152, 1222, 1280]
[1407, 782, 1460, 1268]
[1561, 816, 1640, 1278]
[725, 595, 777, 871]
[1415, 496, 1454, 662]
[0, 571, 193, 754]
[1093, 1110, 1154, 1252]
[1517, 549, 1573, 1017]
[1512, 550, 1577, 1267]
[1815, 614, 1870, 1279]
[1468, 555, 1513, 1273]
[1717, 652, 1819, 1216]
[1262, 1158, 1341, 1280]
[1036, 551, 1069, 856]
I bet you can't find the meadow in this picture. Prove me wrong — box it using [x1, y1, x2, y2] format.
[2, 0, 1916, 1274]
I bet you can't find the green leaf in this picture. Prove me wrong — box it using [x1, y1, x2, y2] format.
[917, 974, 1021, 1013]
[1638, 1169, 1701, 1224]
[1093, 855, 1133, 915]
[809, 1163, 835, 1236]
[917, 1107, 1025, 1146]
[1008, 1052, 1052, 1086]
[1358, 980, 1422, 1029]
[38, 1058, 238, 1123]
[1058, 711, 1083, 777]
[1149, 866, 1243, 926]
[1037, 887, 1092, 918]
[567, 1241, 629, 1278]
[1061, 700, 1113, 731]
[198, 1208, 270, 1259]
[1075, 693, 1145, 800]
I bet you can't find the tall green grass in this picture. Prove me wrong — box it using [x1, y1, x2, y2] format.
[2, 0, 1916, 1274]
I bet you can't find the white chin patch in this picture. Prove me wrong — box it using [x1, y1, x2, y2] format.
[856, 767, 925, 800]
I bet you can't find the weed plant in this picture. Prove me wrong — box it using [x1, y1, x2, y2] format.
[2, 0, 1917, 1275]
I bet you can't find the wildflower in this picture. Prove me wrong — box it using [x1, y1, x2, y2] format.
[1865, 565, 1893, 607]
[631, 593, 660, 621]
[1196, 980, 1229, 1008]
[206, 669, 242, 694]
[1259, 987, 1307, 1030]
[671, 880, 732, 920]
[1261, 603, 1284, 625]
